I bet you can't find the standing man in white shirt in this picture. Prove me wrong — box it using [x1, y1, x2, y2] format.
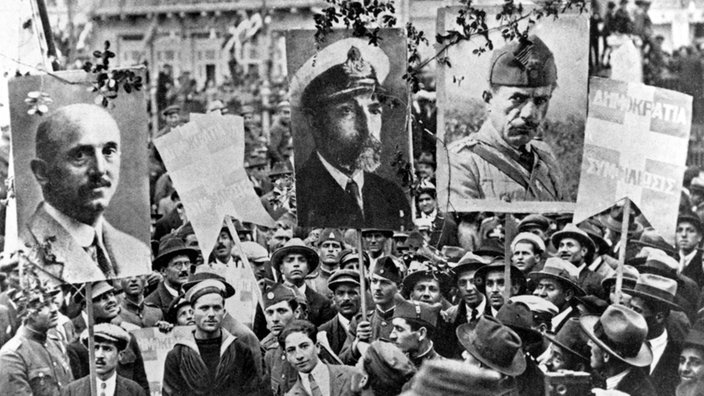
[626, 273, 683, 396]
[63, 323, 145, 396]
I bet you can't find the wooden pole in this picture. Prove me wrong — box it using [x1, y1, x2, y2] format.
[225, 216, 264, 311]
[504, 215, 517, 302]
[85, 282, 98, 396]
[356, 230, 368, 322]
[614, 199, 631, 305]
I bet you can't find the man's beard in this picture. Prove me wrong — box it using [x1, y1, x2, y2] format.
[325, 133, 382, 174]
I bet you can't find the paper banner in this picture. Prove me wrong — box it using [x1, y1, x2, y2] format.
[153, 113, 275, 257]
[573, 77, 692, 243]
[132, 326, 195, 396]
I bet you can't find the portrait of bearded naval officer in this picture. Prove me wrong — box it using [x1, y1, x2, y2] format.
[447, 35, 567, 203]
[291, 37, 412, 229]
[21, 103, 151, 283]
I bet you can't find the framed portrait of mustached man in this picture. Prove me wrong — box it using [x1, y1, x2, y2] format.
[287, 29, 413, 230]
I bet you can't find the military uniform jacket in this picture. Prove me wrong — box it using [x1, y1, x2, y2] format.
[264, 343, 298, 396]
[448, 122, 566, 203]
[0, 326, 74, 396]
[338, 306, 398, 364]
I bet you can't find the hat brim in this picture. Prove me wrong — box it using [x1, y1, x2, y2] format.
[452, 262, 486, 275]
[579, 315, 652, 367]
[475, 264, 526, 285]
[362, 229, 395, 238]
[629, 240, 676, 255]
[551, 231, 595, 258]
[402, 271, 453, 295]
[459, 327, 527, 376]
[182, 278, 236, 299]
[602, 216, 644, 236]
[271, 245, 320, 273]
[527, 272, 586, 296]
[153, 247, 200, 270]
[622, 287, 682, 311]
[543, 332, 590, 362]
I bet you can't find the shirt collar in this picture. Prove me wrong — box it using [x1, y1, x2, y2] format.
[300, 361, 329, 395]
[337, 313, 351, 331]
[551, 306, 573, 330]
[317, 152, 365, 192]
[97, 371, 117, 396]
[44, 202, 104, 247]
[163, 281, 179, 297]
[649, 329, 669, 373]
[466, 295, 486, 321]
[420, 209, 437, 220]
[123, 297, 144, 312]
[606, 369, 631, 390]
[681, 249, 698, 268]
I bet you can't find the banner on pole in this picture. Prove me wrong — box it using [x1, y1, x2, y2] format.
[153, 113, 275, 257]
[573, 77, 692, 243]
[132, 326, 195, 396]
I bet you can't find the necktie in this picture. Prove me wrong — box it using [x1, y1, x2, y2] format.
[87, 232, 115, 278]
[308, 373, 324, 396]
[470, 309, 478, 322]
[345, 178, 362, 210]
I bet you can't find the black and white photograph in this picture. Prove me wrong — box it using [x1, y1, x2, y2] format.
[436, 7, 589, 214]
[287, 29, 413, 230]
[9, 70, 151, 284]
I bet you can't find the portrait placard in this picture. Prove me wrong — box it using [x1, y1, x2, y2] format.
[436, 7, 589, 213]
[287, 29, 413, 230]
[9, 70, 151, 285]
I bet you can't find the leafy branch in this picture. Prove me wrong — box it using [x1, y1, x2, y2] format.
[313, 0, 586, 92]
[83, 41, 143, 108]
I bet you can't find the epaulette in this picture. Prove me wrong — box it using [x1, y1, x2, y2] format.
[2, 337, 22, 352]
[447, 136, 479, 153]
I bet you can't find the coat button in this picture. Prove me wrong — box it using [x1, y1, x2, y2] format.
[381, 321, 387, 326]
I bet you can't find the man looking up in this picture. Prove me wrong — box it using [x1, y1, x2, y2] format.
[162, 275, 266, 395]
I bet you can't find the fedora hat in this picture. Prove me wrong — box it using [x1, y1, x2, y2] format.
[451, 252, 489, 276]
[579, 304, 652, 367]
[551, 224, 596, 258]
[474, 258, 526, 291]
[495, 300, 542, 344]
[601, 265, 640, 293]
[402, 268, 454, 296]
[629, 228, 676, 255]
[527, 257, 586, 296]
[624, 273, 682, 311]
[543, 317, 590, 362]
[635, 248, 679, 279]
[678, 212, 704, 234]
[456, 316, 527, 376]
[270, 238, 319, 273]
[153, 237, 199, 271]
[473, 239, 505, 259]
[600, 207, 644, 236]
[684, 328, 704, 351]
[578, 220, 610, 255]
[400, 359, 517, 396]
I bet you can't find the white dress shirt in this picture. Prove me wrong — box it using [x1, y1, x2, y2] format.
[44, 202, 104, 248]
[466, 296, 487, 322]
[317, 152, 364, 209]
[97, 371, 117, 396]
[679, 249, 698, 274]
[648, 329, 668, 374]
[300, 362, 331, 396]
[606, 369, 631, 390]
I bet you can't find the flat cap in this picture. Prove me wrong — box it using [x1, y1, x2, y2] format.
[81, 323, 130, 351]
[489, 35, 557, 87]
[183, 272, 235, 304]
[327, 269, 361, 291]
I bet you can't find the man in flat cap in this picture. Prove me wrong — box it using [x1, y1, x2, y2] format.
[319, 269, 362, 355]
[448, 35, 567, 203]
[292, 38, 412, 229]
[389, 300, 443, 368]
[23, 103, 151, 283]
[64, 324, 145, 395]
[163, 275, 267, 395]
[156, 104, 182, 138]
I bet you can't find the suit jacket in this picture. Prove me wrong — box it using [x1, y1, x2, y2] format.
[319, 316, 349, 356]
[649, 339, 682, 396]
[616, 367, 656, 396]
[296, 153, 412, 229]
[284, 364, 360, 396]
[304, 286, 336, 327]
[681, 250, 704, 287]
[144, 281, 177, 317]
[61, 374, 146, 396]
[22, 203, 152, 284]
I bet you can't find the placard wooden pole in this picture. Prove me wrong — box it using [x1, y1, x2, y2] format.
[85, 282, 98, 396]
[614, 199, 631, 305]
[504, 215, 517, 302]
[225, 216, 264, 311]
[356, 230, 368, 322]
